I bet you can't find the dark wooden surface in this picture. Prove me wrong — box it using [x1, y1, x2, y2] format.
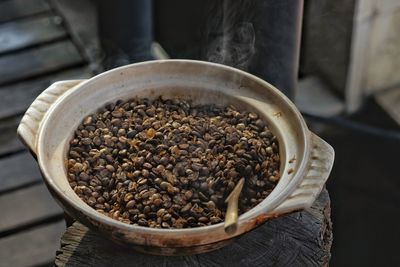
[0, 0, 91, 266]
[0, 116, 24, 155]
[0, 67, 90, 119]
[0, 184, 63, 234]
[0, 152, 41, 193]
[0, 0, 50, 24]
[55, 189, 332, 267]
[0, 221, 65, 267]
[0, 40, 84, 85]
[0, 15, 67, 54]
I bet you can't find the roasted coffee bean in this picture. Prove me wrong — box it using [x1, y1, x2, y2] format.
[198, 217, 209, 223]
[206, 200, 216, 210]
[184, 190, 193, 200]
[160, 182, 172, 191]
[153, 198, 162, 206]
[126, 200, 136, 209]
[81, 138, 92, 145]
[181, 203, 192, 213]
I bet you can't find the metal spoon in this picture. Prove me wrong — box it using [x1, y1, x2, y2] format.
[224, 178, 245, 234]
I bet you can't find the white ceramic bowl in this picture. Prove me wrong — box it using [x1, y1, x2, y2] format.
[17, 60, 334, 255]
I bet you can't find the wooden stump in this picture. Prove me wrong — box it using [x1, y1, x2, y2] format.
[55, 188, 332, 267]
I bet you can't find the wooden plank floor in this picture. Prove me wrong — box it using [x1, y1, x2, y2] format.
[0, 15, 67, 54]
[0, 0, 50, 24]
[0, 0, 92, 266]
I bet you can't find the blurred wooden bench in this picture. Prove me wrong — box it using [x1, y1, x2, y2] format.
[0, 0, 91, 265]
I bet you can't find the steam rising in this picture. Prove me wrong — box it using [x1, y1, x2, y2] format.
[206, 1, 256, 71]
[207, 22, 255, 70]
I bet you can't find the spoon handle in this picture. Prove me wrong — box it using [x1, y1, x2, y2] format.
[224, 178, 245, 234]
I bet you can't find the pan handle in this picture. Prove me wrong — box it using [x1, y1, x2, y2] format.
[269, 132, 335, 214]
[17, 80, 85, 156]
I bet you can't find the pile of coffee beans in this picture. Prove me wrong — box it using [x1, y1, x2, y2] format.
[66, 97, 280, 228]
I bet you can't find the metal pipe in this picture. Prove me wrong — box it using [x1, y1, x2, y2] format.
[247, 0, 304, 99]
[97, 0, 154, 69]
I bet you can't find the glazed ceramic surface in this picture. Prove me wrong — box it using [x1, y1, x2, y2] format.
[17, 60, 334, 255]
